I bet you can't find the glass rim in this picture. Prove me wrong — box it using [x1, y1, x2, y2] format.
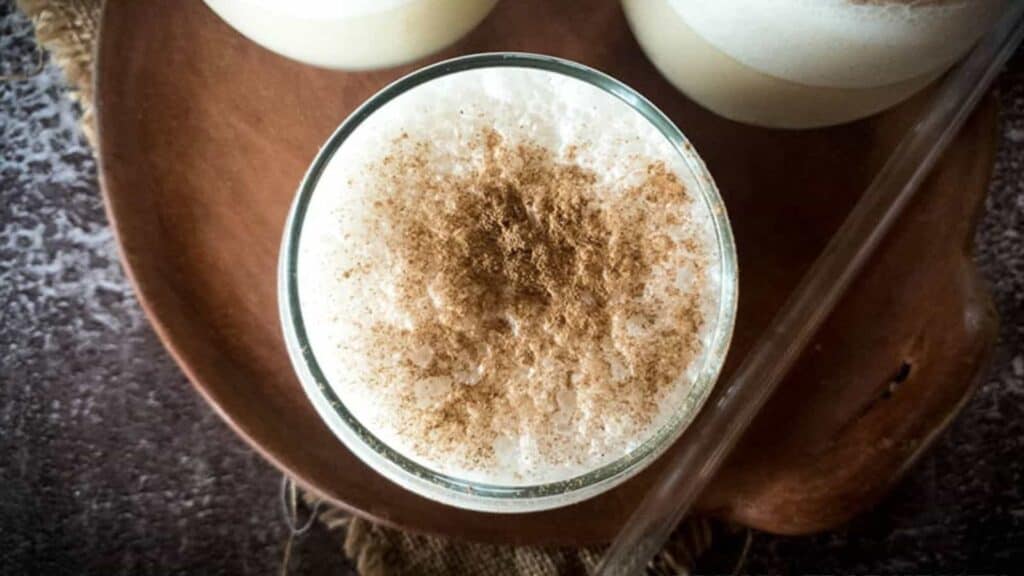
[279, 52, 739, 512]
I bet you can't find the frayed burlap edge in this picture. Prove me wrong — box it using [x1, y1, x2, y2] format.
[303, 487, 717, 576]
[16, 0, 99, 146]
[16, 1, 723, 573]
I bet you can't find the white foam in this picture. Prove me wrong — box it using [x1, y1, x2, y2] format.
[297, 67, 723, 484]
[668, 0, 1007, 88]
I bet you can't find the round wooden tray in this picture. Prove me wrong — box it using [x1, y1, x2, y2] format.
[96, 0, 999, 544]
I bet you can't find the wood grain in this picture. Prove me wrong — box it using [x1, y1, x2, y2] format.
[95, 0, 998, 544]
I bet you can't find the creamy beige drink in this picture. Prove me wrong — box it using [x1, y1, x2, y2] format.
[281, 56, 738, 510]
[623, 0, 1007, 128]
[204, 0, 498, 70]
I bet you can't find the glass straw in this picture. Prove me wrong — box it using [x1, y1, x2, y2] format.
[596, 4, 1024, 575]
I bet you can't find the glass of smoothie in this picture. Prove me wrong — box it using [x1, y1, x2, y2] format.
[622, 0, 1008, 128]
[278, 53, 738, 512]
[204, 0, 499, 70]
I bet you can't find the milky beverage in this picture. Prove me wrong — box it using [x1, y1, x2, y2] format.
[623, 0, 1007, 128]
[297, 67, 724, 485]
[204, 0, 497, 70]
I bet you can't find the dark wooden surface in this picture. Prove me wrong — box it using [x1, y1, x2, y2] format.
[4, 0, 1024, 573]
[90, 0, 1001, 544]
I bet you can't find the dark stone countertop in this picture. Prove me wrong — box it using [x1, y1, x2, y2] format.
[1, 2, 1021, 574]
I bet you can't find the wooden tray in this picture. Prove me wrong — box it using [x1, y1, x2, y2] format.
[95, 0, 999, 544]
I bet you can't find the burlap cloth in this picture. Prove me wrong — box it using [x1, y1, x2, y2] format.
[16, 1, 730, 573]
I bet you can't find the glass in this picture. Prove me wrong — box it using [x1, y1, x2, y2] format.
[623, 0, 1008, 129]
[278, 53, 738, 512]
[203, 0, 499, 70]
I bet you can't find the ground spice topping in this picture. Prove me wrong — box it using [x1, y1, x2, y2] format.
[355, 128, 709, 477]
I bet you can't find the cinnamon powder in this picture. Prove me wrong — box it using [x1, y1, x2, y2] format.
[357, 129, 708, 475]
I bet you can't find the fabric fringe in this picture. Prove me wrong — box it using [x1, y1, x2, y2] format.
[303, 484, 712, 576]
[16, 0, 100, 145]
